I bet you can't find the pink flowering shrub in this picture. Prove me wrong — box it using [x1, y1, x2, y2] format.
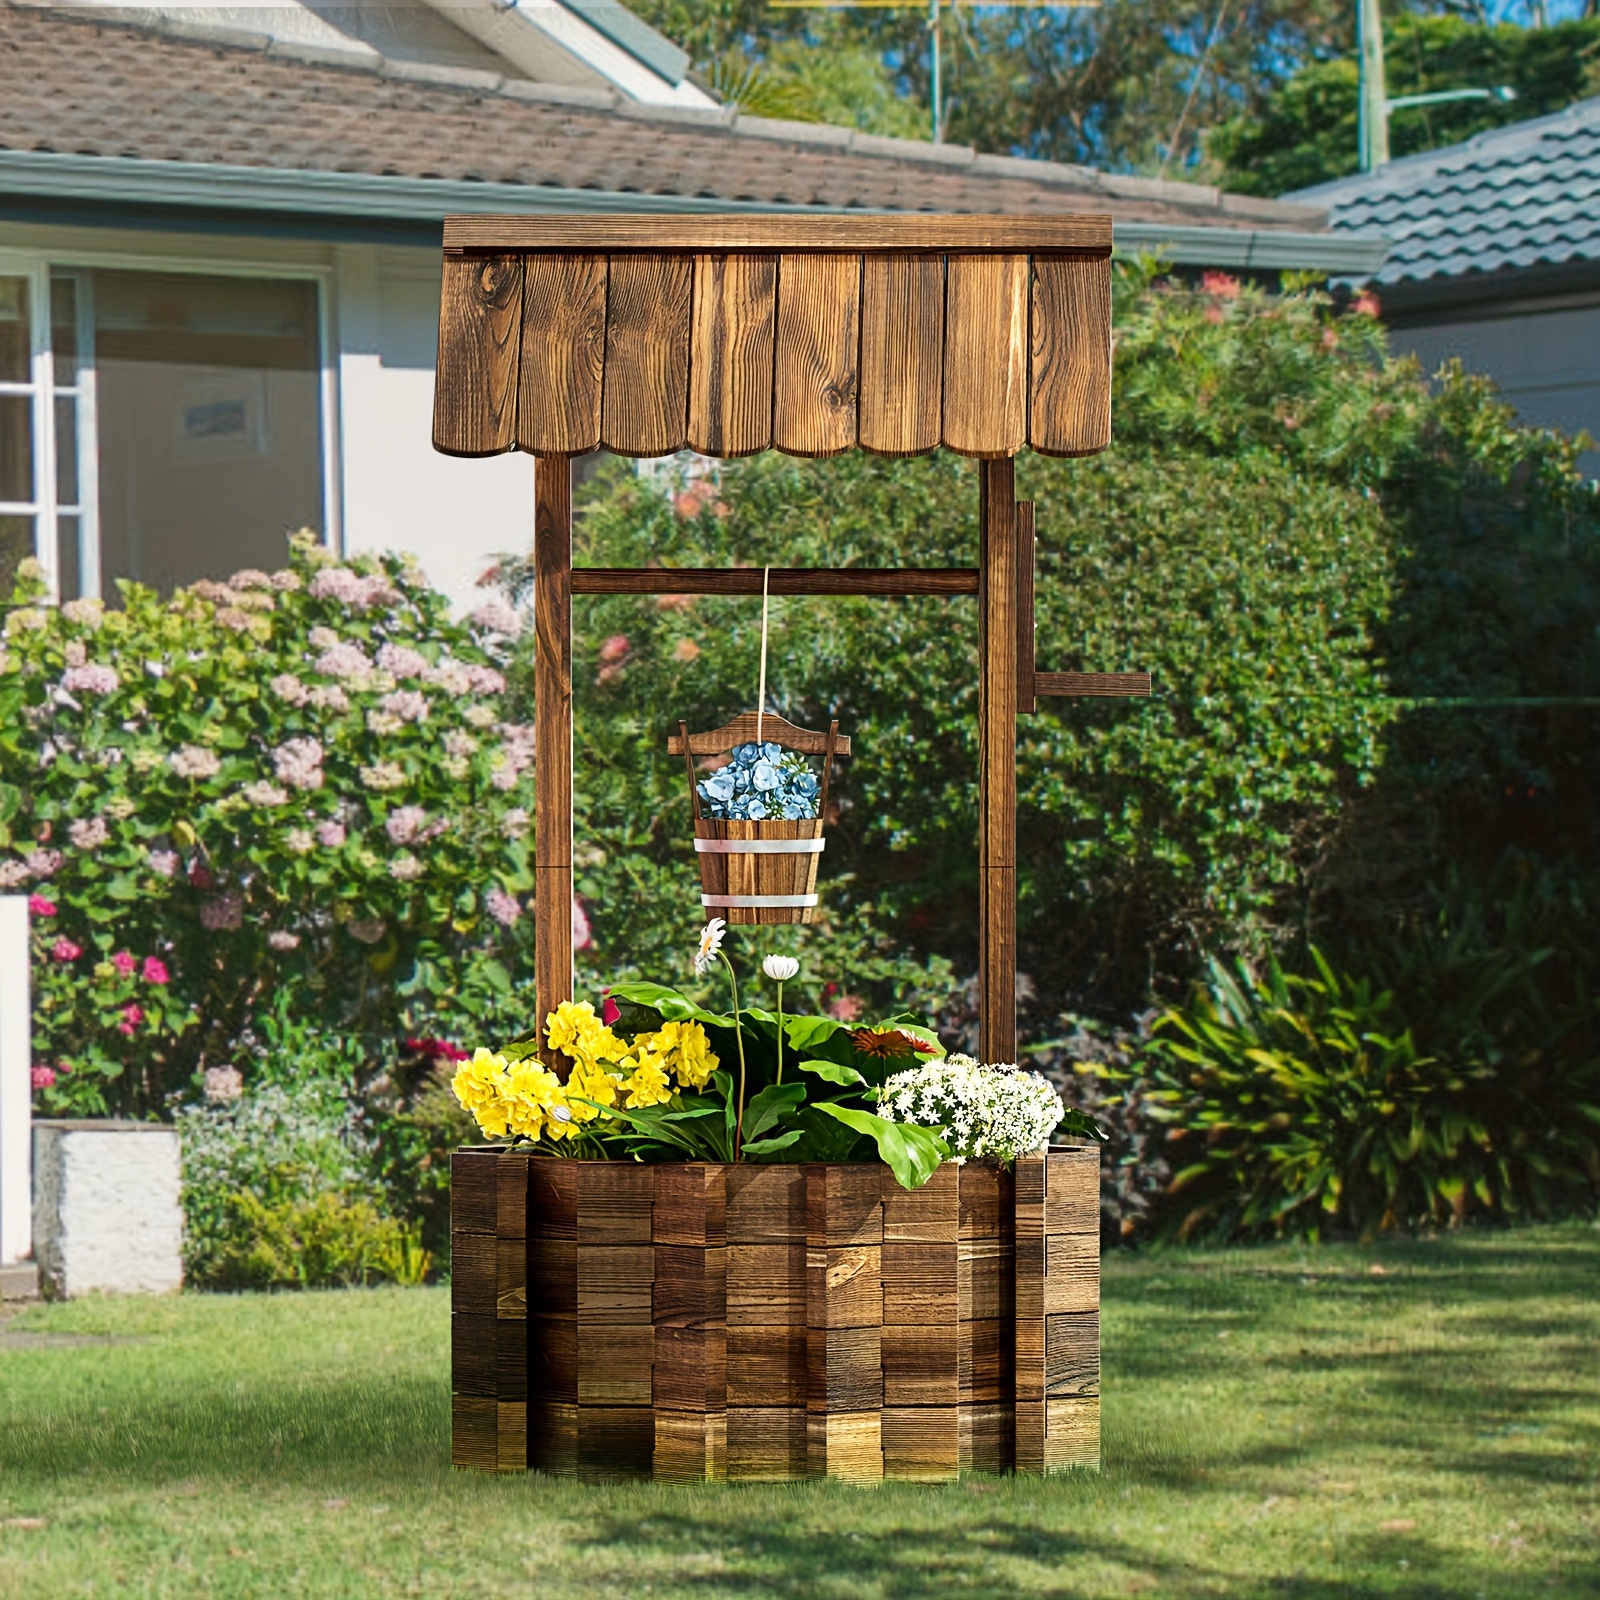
[1, 535, 535, 1116]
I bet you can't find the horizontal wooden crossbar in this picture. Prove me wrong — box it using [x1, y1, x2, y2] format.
[1034, 671, 1152, 698]
[443, 215, 1113, 254]
[572, 567, 978, 596]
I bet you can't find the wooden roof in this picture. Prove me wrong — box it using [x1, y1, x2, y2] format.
[432, 214, 1113, 462]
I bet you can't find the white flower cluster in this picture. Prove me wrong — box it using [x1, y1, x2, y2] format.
[875, 1053, 1064, 1163]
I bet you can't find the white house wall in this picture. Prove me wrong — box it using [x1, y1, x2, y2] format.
[1397, 301, 1600, 478]
[335, 243, 534, 611]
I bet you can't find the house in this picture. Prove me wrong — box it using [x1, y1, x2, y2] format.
[1289, 97, 1600, 477]
[0, 0, 1388, 609]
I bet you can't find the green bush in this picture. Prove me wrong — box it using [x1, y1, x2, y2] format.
[0, 535, 535, 1116]
[1145, 949, 1600, 1241]
[207, 1192, 427, 1291]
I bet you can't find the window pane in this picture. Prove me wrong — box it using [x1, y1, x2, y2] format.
[0, 278, 29, 384]
[56, 513, 80, 601]
[0, 514, 32, 598]
[55, 395, 78, 508]
[0, 395, 34, 503]
[93, 271, 324, 595]
[51, 275, 81, 389]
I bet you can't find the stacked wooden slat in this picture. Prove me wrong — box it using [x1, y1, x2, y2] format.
[450, 1149, 1100, 1479]
[434, 216, 1112, 464]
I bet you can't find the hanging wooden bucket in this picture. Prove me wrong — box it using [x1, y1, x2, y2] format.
[693, 817, 825, 925]
[669, 711, 851, 927]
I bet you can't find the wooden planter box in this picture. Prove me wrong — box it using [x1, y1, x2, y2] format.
[451, 1148, 1099, 1481]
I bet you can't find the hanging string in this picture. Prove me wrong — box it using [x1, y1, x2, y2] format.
[756, 564, 771, 747]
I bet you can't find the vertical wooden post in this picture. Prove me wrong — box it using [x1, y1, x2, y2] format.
[534, 455, 574, 1072]
[978, 458, 1019, 1066]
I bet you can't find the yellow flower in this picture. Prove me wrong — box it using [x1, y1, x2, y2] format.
[565, 1060, 621, 1124]
[544, 1000, 627, 1072]
[452, 1048, 511, 1139]
[503, 1058, 565, 1142]
[622, 1051, 673, 1109]
[651, 1019, 718, 1090]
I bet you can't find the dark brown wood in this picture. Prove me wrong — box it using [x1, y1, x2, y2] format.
[534, 456, 573, 1074]
[444, 215, 1113, 254]
[1018, 502, 1037, 716]
[978, 458, 1019, 1068]
[601, 254, 692, 457]
[1030, 254, 1113, 458]
[458, 1153, 1095, 1480]
[773, 253, 860, 458]
[859, 253, 943, 457]
[688, 252, 777, 457]
[668, 710, 851, 758]
[692, 817, 825, 926]
[573, 566, 978, 598]
[519, 253, 606, 455]
[1035, 671, 1152, 698]
[943, 254, 1028, 458]
[433, 253, 522, 457]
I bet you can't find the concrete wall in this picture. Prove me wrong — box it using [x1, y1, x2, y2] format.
[1397, 300, 1600, 478]
[33, 1121, 183, 1298]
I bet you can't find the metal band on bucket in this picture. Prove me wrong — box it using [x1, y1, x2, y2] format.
[701, 893, 819, 909]
[694, 837, 826, 855]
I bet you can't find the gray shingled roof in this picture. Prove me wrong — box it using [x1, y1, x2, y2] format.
[1288, 95, 1600, 286]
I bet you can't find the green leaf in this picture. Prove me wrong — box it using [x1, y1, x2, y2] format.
[797, 1058, 866, 1088]
[740, 1129, 805, 1156]
[743, 1081, 806, 1140]
[814, 1103, 949, 1190]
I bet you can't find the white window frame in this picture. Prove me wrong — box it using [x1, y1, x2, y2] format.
[0, 248, 339, 600]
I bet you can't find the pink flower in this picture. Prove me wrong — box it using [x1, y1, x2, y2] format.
[385, 807, 428, 846]
[200, 892, 243, 932]
[309, 566, 399, 610]
[142, 956, 170, 986]
[378, 689, 429, 724]
[0, 861, 30, 889]
[52, 938, 82, 962]
[147, 849, 179, 879]
[601, 994, 621, 1027]
[118, 1003, 145, 1036]
[30, 1065, 56, 1090]
[267, 930, 301, 952]
[315, 820, 346, 850]
[1352, 290, 1381, 318]
[599, 634, 630, 664]
[468, 599, 521, 639]
[61, 663, 120, 695]
[485, 886, 521, 927]
[376, 643, 429, 680]
[572, 895, 592, 952]
[827, 992, 864, 1022]
[189, 861, 214, 890]
[1201, 270, 1240, 300]
[68, 817, 109, 850]
[25, 849, 63, 879]
[111, 950, 137, 977]
[28, 895, 56, 917]
[204, 1065, 244, 1103]
[465, 665, 505, 695]
[273, 738, 325, 792]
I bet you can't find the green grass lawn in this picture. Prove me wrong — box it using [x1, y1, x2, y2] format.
[2, 1226, 1597, 1599]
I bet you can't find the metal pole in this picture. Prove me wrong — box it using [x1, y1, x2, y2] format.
[1357, 0, 1389, 171]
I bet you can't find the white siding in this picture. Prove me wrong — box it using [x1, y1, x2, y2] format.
[335, 244, 534, 611]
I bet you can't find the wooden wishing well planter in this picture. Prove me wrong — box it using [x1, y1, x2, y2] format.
[451, 1147, 1100, 1481]
[433, 213, 1148, 1478]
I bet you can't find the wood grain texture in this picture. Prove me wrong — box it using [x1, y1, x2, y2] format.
[655, 1409, 727, 1483]
[726, 1165, 807, 1243]
[692, 817, 823, 927]
[978, 459, 1020, 1067]
[1018, 501, 1037, 716]
[497, 1152, 529, 1240]
[1044, 1232, 1100, 1315]
[959, 1316, 1009, 1404]
[808, 1410, 883, 1483]
[942, 254, 1028, 457]
[1045, 1396, 1101, 1470]
[433, 252, 521, 457]
[728, 1407, 809, 1481]
[728, 1324, 807, 1406]
[451, 1232, 496, 1318]
[1046, 1311, 1100, 1398]
[669, 710, 851, 757]
[1046, 1146, 1101, 1235]
[807, 1165, 883, 1247]
[882, 1406, 959, 1481]
[773, 252, 860, 457]
[688, 252, 776, 457]
[807, 1244, 882, 1330]
[808, 1325, 884, 1411]
[1029, 254, 1112, 458]
[1034, 671, 1152, 698]
[882, 1242, 959, 1325]
[601, 254, 692, 457]
[960, 1401, 1012, 1475]
[518, 252, 606, 454]
[534, 456, 573, 1074]
[728, 1244, 808, 1322]
[858, 253, 943, 457]
[451, 1149, 501, 1234]
[444, 216, 1112, 254]
[576, 1165, 654, 1245]
[496, 1235, 526, 1320]
[578, 1244, 654, 1323]
[577, 567, 976, 598]
[883, 1320, 958, 1407]
[882, 1163, 958, 1244]
[452, 1394, 499, 1472]
[498, 1400, 528, 1473]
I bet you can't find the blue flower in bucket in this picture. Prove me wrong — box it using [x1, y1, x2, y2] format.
[698, 741, 822, 821]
